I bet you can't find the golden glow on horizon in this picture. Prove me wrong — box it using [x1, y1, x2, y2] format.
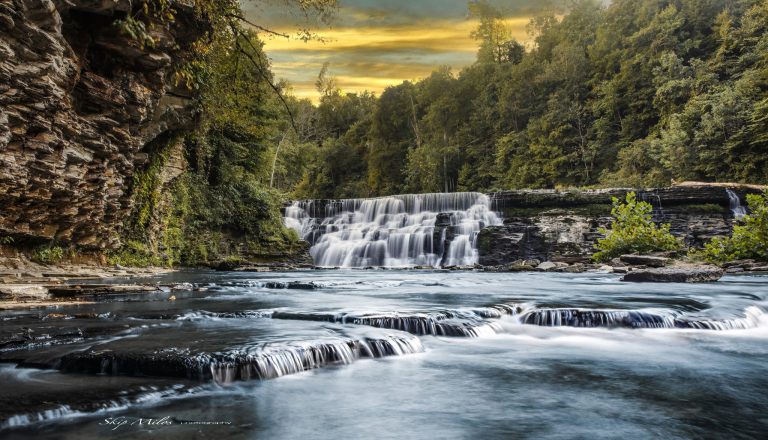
[261, 16, 533, 103]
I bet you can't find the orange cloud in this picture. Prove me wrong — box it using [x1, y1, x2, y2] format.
[261, 17, 533, 103]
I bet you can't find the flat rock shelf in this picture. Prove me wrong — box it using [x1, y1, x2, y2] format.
[621, 266, 725, 283]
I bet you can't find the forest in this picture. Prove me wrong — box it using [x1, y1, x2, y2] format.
[260, 0, 768, 199]
[21, 0, 766, 266]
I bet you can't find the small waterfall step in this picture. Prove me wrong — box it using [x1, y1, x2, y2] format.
[726, 188, 747, 219]
[1, 318, 425, 385]
[53, 334, 423, 384]
[270, 310, 509, 337]
[518, 306, 764, 330]
[284, 192, 502, 268]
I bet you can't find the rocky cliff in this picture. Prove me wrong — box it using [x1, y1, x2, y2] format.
[0, 0, 202, 249]
[478, 186, 759, 265]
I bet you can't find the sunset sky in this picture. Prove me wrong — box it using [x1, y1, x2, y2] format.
[244, 0, 558, 102]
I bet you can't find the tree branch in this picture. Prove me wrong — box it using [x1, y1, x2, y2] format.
[224, 13, 291, 39]
[228, 23, 298, 134]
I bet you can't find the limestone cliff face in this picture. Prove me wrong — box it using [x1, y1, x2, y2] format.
[477, 186, 757, 265]
[0, 0, 202, 248]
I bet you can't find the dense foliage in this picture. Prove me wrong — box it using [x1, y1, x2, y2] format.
[289, 0, 768, 199]
[112, 0, 337, 266]
[702, 191, 768, 262]
[593, 192, 681, 262]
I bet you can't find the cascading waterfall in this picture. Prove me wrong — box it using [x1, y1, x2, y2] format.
[726, 188, 747, 219]
[284, 192, 502, 268]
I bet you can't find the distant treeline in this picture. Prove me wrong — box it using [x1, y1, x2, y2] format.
[271, 0, 768, 198]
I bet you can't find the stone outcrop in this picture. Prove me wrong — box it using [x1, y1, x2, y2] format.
[621, 266, 724, 283]
[619, 254, 670, 267]
[0, 0, 204, 249]
[488, 186, 755, 210]
[477, 185, 760, 265]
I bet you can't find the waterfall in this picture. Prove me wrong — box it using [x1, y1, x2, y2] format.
[726, 189, 747, 219]
[284, 192, 502, 268]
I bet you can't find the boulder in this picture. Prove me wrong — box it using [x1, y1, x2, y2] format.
[563, 263, 586, 273]
[536, 261, 558, 271]
[619, 254, 670, 267]
[621, 266, 724, 283]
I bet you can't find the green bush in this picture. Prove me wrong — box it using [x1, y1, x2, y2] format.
[702, 190, 768, 263]
[31, 245, 65, 265]
[592, 192, 681, 262]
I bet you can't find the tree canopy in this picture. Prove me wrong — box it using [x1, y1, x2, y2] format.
[285, 0, 768, 199]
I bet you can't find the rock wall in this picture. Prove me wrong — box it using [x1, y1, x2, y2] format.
[0, 0, 202, 249]
[478, 186, 759, 265]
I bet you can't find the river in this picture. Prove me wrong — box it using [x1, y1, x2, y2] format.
[1, 270, 767, 439]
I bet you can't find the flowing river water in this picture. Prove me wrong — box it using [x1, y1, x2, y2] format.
[1, 270, 767, 439]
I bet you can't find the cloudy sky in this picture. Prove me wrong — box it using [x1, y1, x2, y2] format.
[244, 1, 559, 102]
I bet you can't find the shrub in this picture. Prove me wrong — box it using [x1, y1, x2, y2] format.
[31, 245, 65, 265]
[592, 192, 681, 262]
[702, 190, 768, 263]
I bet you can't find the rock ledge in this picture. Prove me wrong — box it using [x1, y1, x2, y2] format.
[621, 266, 724, 283]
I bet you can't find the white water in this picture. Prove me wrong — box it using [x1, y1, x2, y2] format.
[284, 192, 502, 268]
[726, 188, 747, 219]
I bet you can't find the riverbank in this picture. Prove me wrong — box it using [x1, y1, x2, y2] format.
[0, 254, 174, 310]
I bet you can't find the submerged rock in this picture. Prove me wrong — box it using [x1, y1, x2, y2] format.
[621, 266, 724, 283]
[47, 284, 160, 297]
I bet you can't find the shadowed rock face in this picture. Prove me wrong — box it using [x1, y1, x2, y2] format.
[0, 0, 204, 248]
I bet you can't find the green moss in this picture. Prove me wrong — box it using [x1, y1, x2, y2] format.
[129, 136, 177, 234]
[107, 240, 162, 267]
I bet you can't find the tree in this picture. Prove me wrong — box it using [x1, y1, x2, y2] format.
[469, 0, 514, 64]
[315, 62, 338, 97]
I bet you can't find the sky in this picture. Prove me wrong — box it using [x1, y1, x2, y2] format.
[244, 1, 559, 102]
